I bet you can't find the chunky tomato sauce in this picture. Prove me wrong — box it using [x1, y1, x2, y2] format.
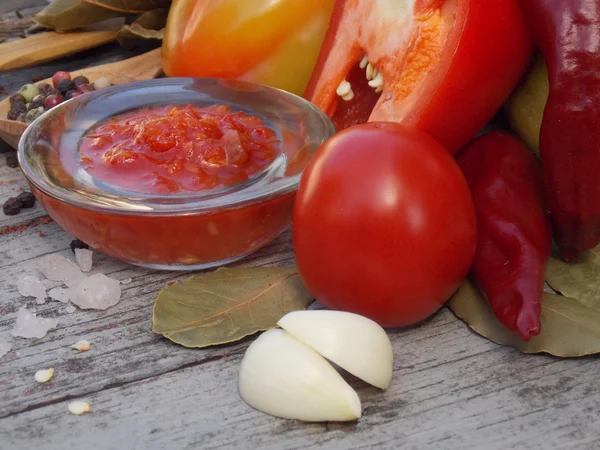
[79, 104, 280, 194]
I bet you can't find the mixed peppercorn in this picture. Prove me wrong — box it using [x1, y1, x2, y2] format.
[7, 71, 111, 124]
[2, 191, 36, 216]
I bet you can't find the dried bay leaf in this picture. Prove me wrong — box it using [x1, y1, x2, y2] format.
[546, 247, 600, 311]
[34, 0, 172, 32]
[117, 8, 168, 44]
[448, 279, 600, 357]
[152, 267, 314, 348]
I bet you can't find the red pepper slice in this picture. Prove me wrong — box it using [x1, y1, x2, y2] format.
[458, 132, 552, 341]
[304, 0, 533, 154]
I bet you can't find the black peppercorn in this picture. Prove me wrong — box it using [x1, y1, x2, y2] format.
[30, 94, 45, 109]
[7, 101, 27, 120]
[7, 109, 20, 121]
[72, 76, 90, 86]
[70, 239, 90, 253]
[6, 153, 18, 168]
[46, 87, 61, 97]
[2, 197, 21, 216]
[37, 83, 53, 95]
[65, 89, 80, 100]
[11, 101, 27, 113]
[56, 79, 75, 94]
[9, 93, 26, 105]
[16, 192, 36, 208]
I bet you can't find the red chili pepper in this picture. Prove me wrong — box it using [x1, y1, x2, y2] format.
[518, 0, 600, 261]
[457, 132, 552, 341]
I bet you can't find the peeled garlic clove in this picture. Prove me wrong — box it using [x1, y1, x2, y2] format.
[278, 310, 393, 389]
[238, 329, 361, 422]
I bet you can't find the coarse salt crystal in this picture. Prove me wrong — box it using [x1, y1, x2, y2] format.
[74, 248, 93, 273]
[0, 338, 11, 359]
[38, 253, 86, 288]
[34, 368, 54, 383]
[65, 305, 76, 314]
[11, 307, 59, 339]
[48, 287, 71, 303]
[68, 401, 91, 415]
[70, 273, 121, 310]
[120, 278, 132, 285]
[17, 275, 47, 304]
[72, 340, 91, 352]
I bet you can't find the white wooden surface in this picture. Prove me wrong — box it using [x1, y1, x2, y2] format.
[1, 9, 600, 450]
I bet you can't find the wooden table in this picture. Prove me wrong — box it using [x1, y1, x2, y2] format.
[1, 4, 600, 450]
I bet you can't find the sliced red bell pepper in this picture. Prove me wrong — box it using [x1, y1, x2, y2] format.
[304, 0, 533, 154]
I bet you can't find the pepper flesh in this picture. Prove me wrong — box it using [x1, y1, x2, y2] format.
[305, 0, 533, 154]
[457, 132, 552, 341]
[518, 0, 600, 261]
[162, 0, 335, 96]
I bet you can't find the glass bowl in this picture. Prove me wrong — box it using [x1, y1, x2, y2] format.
[18, 78, 336, 270]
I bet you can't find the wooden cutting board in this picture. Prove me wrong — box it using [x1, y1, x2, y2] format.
[0, 30, 119, 72]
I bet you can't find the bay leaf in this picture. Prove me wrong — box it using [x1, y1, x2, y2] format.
[34, 0, 171, 32]
[117, 8, 168, 44]
[545, 247, 600, 311]
[448, 279, 600, 357]
[152, 267, 314, 348]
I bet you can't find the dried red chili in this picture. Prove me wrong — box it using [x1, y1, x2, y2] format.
[457, 132, 552, 340]
[518, 0, 600, 261]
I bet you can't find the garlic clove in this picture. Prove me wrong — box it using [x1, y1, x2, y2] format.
[238, 329, 361, 422]
[278, 310, 394, 389]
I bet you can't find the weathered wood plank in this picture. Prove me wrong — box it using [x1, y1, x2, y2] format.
[0, 218, 295, 417]
[1, 7, 599, 449]
[1, 217, 599, 450]
[1, 321, 599, 450]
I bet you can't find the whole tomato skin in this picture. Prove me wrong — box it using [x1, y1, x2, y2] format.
[293, 123, 477, 327]
[162, 0, 335, 96]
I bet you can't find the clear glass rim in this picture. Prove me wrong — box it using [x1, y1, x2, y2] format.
[18, 78, 336, 216]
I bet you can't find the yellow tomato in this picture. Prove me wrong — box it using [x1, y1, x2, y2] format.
[162, 0, 335, 96]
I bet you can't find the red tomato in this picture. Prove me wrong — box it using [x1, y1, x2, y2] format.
[293, 123, 477, 327]
[304, 0, 533, 154]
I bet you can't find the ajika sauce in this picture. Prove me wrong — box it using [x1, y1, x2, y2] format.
[32, 103, 294, 269]
[79, 104, 280, 194]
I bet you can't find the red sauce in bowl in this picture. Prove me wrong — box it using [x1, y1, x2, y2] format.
[79, 104, 280, 194]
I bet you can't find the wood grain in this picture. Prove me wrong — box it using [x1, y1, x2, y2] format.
[0, 196, 599, 450]
[0, 30, 118, 73]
